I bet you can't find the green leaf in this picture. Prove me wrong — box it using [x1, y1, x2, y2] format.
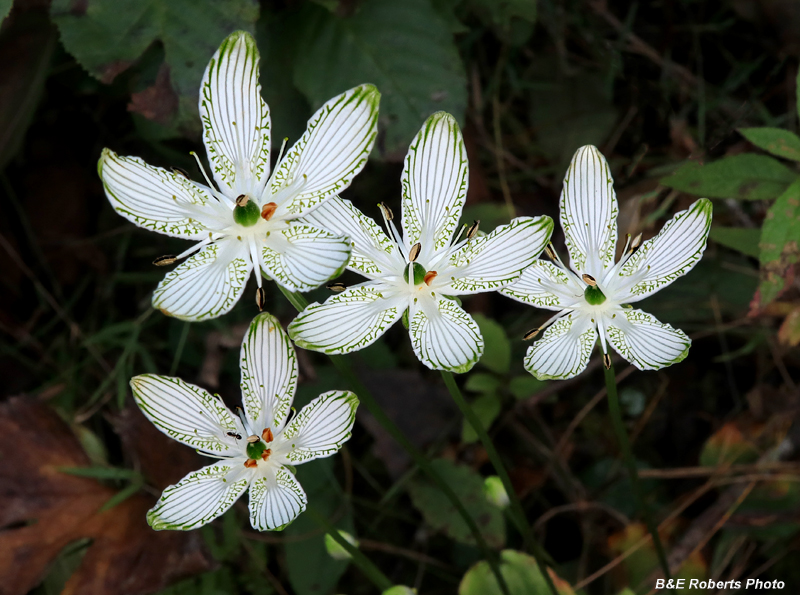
[466, 0, 537, 45]
[508, 375, 546, 400]
[407, 458, 506, 548]
[464, 372, 502, 394]
[58, 465, 139, 480]
[758, 178, 800, 306]
[740, 127, 800, 161]
[472, 314, 511, 374]
[661, 154, 797, 200]
[0, 0, 12, 21]
[284, 458, 353, 595]
[710, 227, 760, 258]
[459, 549, 574, 595]
[461, 393, 502, 443]
[291, 0, 467, 158]
[50, 0, 259, 128]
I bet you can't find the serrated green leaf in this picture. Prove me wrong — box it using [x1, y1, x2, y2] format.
[740, 127, 800, 161]
[461, 393, 502, 443]
[291, 0, 467, 157]
[459, 549, 574, 595]
[407, 458, 505, 548]
[758, 178, 800, 306]
[472, 314, 511, 373]
[709, 227, 760, 258]
[661, 154, 797, 200]
[50, 0, 259, 129]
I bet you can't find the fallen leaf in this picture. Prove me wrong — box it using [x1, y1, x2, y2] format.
[128, 64, 179, 126]
[0, 397, 214, 595]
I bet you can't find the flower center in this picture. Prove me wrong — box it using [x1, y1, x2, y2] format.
[246, 439, 268, 460]
[404, 262, 427, 285]
[233, 195, 261, 227]
[584, 285, 606, 305]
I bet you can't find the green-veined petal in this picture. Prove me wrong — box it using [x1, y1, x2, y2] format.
[281, 390, 358, 464]
[409, 296, 483, 373]
[152, 240, 251, 321]
[147, 461, 251, 531]
[288, 284, 405, 354]
[200, 30, 271, 196]
[606, 309, 690, 370]
[501, 259, 582, 311]
[248, 466, 307, 531]
[524, 314, 596, 380]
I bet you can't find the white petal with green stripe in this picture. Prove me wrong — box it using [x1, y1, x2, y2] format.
[268, 84, 380, 217]
[147, 461, 252, 531]
[200, 30, 271, 197]
[240, 312, 298, 433]
[130, 374, 241, 456]
[401, 111, 468, 252]
[606, 309, 690, 370]
[524, 314, 597, 380]
[152, 239, 250, 321]
[501, 260, 581, 311]
[98, 149, 211, 239]
[281, 391, 358, 464]
[248, 467, 307, 531]
[409, 296, 483, 373]
[288, 284, 405, 354]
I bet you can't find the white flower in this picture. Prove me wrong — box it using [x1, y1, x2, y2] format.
[131, 312, 358, 531]
[502, 145, 713, 380]
[99, 31, 380, 321]
[288, 112, 553, 374]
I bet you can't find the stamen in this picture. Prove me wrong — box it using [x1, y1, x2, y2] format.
[466, 220, 480, 240]
[379, 202, 394, 221]
[246, 435, 260, 443]
[244, 459, 258, 468]
[630, 232, 642, 252]
[261, 449, 271, 461]
[170, 166, 190, 178]
[327, 282, 347, 292]
[236, 194, 249, 207]
[190, 151, 217, 191]
[256, 287, 266, 311]
[262, 428, 274, 442]
[582, 274, 597, 286]
[153, 255, 177, 267]
[423, 271, 438, 285]
[544, 245, 557, 261]
[261, 202, 278, 221]
[236, 407, 255, 436]
[603, 353, 612, 369]
[523, 328, 541, 340]
[409, 242, 421, 262]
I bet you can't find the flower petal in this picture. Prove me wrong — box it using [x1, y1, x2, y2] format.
[131, 374, 242, 456]
[153, 240, 251, 321]
[240, 312, 298, 434]
[606, 308, 690, 370]
[524, 314, 596, 380]
[301, 196, 399, 278]
[501, 260, 582, 311]
[268, 84, 380, 216]
[261, 224, 351, 291]
[248, 466, 307, 531]
[147, 461, 251, 531]
[561, 145, 619, 275]
[98, 149, 212, 239]
[288, 284, 405, 354]
[200, 31, 271, 196]
[282, 390, 358, 464]
[409, 296, 483, 373]
[401, 112, 469, 253]
[438, 216, 554, 294]
[618, 199, 713, 302]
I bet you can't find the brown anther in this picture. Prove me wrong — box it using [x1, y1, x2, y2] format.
[256, 287, 266, 311]
[170, 166, 190, 178]
[523, 328, 541, 340]
[262, 427, 274, 442]
[244, 459, 258, 468]
[261, 202, 278, 221]
[466, 220, 480, 240]
[582, 274, 597, 286]
[327, 282, 347, 292]
[544, 245, 557, 261]
[423, 271, 438, 286]
[246, 434, 260, 443]
[235, 194, 249, 207]
[409, 242, 422, 262]
[261, 448, 272, 461]
[603, 353, 612, 369]
[379, 202, 394, 221]
[630, 232, 643, 251]
[153, 255, 177, 267]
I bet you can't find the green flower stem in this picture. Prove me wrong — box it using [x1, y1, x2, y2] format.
[305, 505, 393, 591]
[442, 371, 560, 595]
[604, 362, 674, 593]
[278, 285, 511, 595]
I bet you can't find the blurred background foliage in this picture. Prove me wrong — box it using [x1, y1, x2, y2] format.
[1, 0, 800, 593]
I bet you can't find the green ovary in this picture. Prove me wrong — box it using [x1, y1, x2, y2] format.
[584, 285, 607, 305]
[233, 199, 261, 227]
[246, 440, 267, 460]
[403, 262, 427, 285]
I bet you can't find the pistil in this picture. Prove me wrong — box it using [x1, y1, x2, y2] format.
[233, 195, 261, 227]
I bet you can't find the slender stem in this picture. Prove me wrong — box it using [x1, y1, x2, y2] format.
[278, 285, 511, 595]
[305, 505, 393, 591]
[604, 363, 674, 592]
[442, 371, 560, 595]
